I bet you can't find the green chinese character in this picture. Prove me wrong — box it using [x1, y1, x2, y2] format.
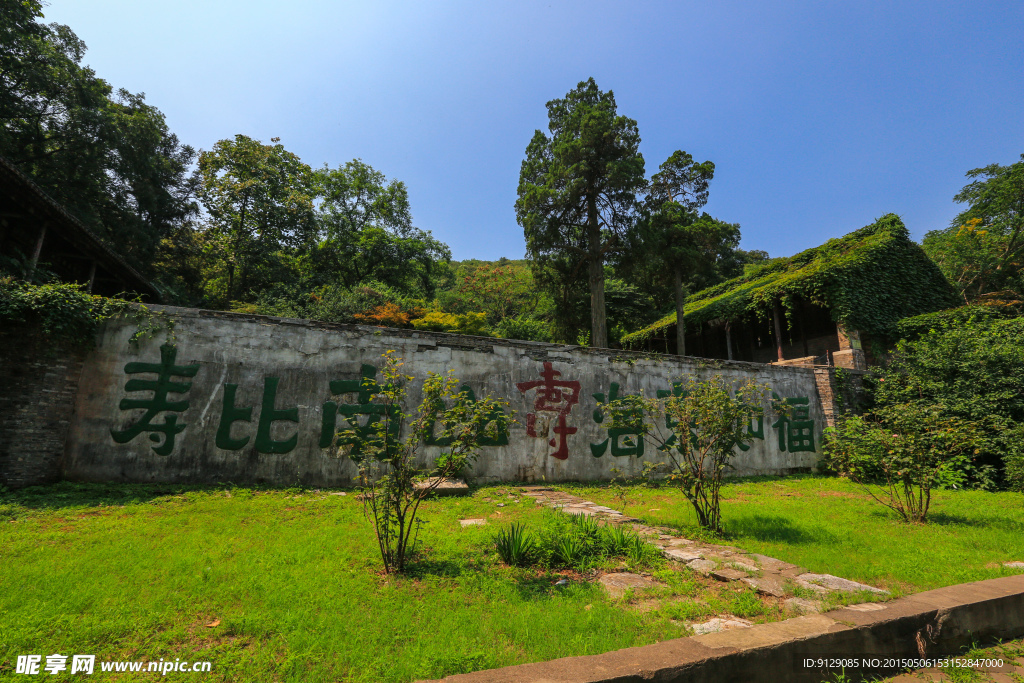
[424, 385, 509, 447]
[734, 407, 765, 452]
[110, 344, 200, 456]
[319, 364, 399, 457]
[216, 378, 298, 453]
[591, 383, 644, 458]
[656, 382, 697, 454]
[771, 392, 816, 452]
[216, 384, 252, 450]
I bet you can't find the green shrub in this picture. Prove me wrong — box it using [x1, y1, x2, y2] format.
[552, 535, 587, 567]
[824, 405, 981, 522]
[411, 311, 492, 336]
[875, 315, 1024, 488]
[600, 524, 633, 556]
[0, 277, 157, 346]
[494, 316, 552, 342]
[494, 523, 535, 567]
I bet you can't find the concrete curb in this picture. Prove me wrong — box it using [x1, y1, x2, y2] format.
[424, 574, 1024, 683]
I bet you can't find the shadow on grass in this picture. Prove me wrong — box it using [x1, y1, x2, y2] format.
[726, 514, 835, 545]
[403, 558, 465, 579]
[0, 481, 336, 511]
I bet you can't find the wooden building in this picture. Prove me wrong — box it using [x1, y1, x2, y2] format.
[0, 155, 161, 301]
[620, 214, 958, 369]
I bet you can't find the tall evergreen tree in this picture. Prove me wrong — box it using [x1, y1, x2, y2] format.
[516, 78, 645, 348]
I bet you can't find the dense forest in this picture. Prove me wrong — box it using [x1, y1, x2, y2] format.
[2, 0, 1021, 348]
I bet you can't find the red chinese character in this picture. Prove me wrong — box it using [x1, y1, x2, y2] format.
[516, 362, 581, 460]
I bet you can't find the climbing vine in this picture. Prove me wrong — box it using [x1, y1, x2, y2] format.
[0, 277, 173, 348]
[622, 215, 959, 347]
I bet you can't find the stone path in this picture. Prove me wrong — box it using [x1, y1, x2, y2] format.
[519, 486, 892, 632]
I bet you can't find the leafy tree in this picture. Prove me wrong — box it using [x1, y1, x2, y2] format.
[339, 352, 510, 573]
[442, 261, 540, 324]
[313, 160, 450, 297]
[924, 154, 1024, 301]
[620, 151, 742, 356]
[606, 376, 770, 532]
[196, 135, 316, 304]
[516, 78, 645, 349]
[1, 1, 196, 270]
[871, 314, 1024, 489]
[825, 405, 980, 522]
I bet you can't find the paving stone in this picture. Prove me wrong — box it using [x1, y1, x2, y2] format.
[667, 538, 695, 547]
[459, 518, 487, 527]
[663, 548, 703, 563]
[687, 559, 717, 575]
[797, 573, 889, 595]
[1003, 561, 1024, 569]
[784, 597, 823, 614]
[728, 561, 759, 573]
[563, 507, 596, 516]
[598, 572, 662, 598]
[844, 602, 887, 612]
[794, 579, 832, 595]
[742, 574, 789, 598]
[749, 553, 798, 571]
[712, 568, 749, 582]
[413, 477, 469, 496]
[690, 617, 753, 635]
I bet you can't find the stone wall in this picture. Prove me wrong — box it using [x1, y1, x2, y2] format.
[2, 306, 846, 487]
[0, 333, 87, 488]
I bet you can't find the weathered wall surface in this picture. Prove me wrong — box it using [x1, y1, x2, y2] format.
[57, 306, 827, 487]
[0, 333, 87, 488]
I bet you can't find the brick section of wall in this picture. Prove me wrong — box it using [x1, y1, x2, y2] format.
[0, 333, 87, 488]
[813, 367, 868, 428]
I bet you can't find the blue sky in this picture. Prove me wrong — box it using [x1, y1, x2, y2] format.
[43, 1, 1024, 261]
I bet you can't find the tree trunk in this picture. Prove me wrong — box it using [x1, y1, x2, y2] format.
[673, 267, 686, 356]
[772, 304, 785, 362]
[586, 197, 608, 348]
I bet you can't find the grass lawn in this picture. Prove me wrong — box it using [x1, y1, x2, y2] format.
[563, 474, 1024, 594]
[3, 476, 1022, 682]
[1, 482, 784, 683]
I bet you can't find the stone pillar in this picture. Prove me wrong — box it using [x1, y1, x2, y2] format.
[813, 366, 866, 428]
[833, 323, 867, 370]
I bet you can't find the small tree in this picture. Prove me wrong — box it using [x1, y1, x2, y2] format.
[606, 376, 770, 533]
[338, 351, 510, 573]
[824, 404, 979, 522]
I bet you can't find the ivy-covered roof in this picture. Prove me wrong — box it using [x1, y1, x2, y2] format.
[621, 214, 958, 347]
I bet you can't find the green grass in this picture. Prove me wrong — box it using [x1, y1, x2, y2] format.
[4, 476, 1022, 682]
[0, 482, 702, 682]
[565, 474, 1024, 593]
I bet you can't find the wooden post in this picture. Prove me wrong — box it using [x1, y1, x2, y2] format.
[725, 322, 733, 361]
[772, 304, 785, 362]
[27, 224, 47, 278]
[87, 260, 97, 293]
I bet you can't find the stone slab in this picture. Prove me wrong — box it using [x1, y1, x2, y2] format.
[742, 574, 789, 598]
[458, 519, 486, 527]
[686, 559, 717, 575]
[413, 477, 469, 496]
[663, 548, 703, 563]
[784, 597, 823, 614]
[712, 568, 749, 582]
[1003, 561, 1024, 569]
[797, 573, 889, 595]
[750, 554, 799, 571]
[690, 617, 753, 635]
[728, 561, 760, 573]
[598, 572, 661, 599]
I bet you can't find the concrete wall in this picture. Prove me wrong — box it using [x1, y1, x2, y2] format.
[50, 306, 828, 487]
